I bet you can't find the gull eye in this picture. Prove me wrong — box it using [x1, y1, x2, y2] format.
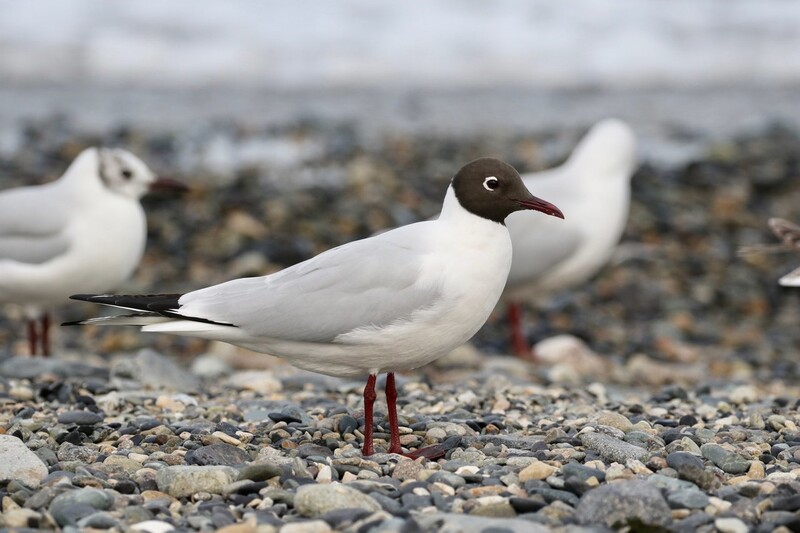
[483, 176, 499, 191]
[121, 169, 133, 180]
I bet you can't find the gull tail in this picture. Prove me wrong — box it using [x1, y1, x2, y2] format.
[65, 293, 237, 328]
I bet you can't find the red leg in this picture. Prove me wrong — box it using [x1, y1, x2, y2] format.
[361, 374, 377, 456]
[27, 319, 38, 356]
[508, 301, 535, 360]
[40, 313, 51, 357]
[385, 372, 402, 454]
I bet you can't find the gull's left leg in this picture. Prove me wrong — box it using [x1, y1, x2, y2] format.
[386, 372, 461, 460]
[361, 374, 377, 456]
[385, 372, 402, 454]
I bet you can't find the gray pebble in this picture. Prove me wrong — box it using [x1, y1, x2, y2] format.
[427, 471, 466, 489]
[156, 465, 238, 498]
[576, 479, 672, 529]
[185, 443, 251, 466]
[57, 410, 104, 425]
[237, 461, 283, 481]
[700, 443, 751, 474]
[48, 488, 115, 527]
[0, 434, 49, 488]
[667, 451, 705, 471]
[294, 484, 382, 517]
[77, 511, 120, 529]
[667, 489, 710, 509]
[579, 431, 649, 463]
[647, 473, 699, 492]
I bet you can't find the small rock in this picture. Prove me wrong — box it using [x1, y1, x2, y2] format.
[0, 508, 42, 528]
[77, 511, 120, 529]
[518, 461, 557, 481]
[667, 451, 704, 471]
[715, 517, 749, 533]
[131, 520, 176, 533]
[667, 489, 709, 509]
[237, 462, 283, 481]
[226, 370, 282, 394]
[576, 479, 671, 529]
[579, 431, 649, 463]
[49, 488, 115, 527]
[470, 500, 516, 518]
[392, 459, 423, 481]
[427, 471, 466, 488]
[191, 353, 233, 378]
[57, 410, 104, 425]
[155, 465, 238, 498]
[294, 483, 382, 517]
[0, 434, 49, 488]
[337, 415, 359, 435]
[104, 454, 143, 474]
[747, 460, 766, 479]
[186, 443, 251, 466]
[592, 411, 634, 433]
[535, 335, 611, 382]
[112, 349, 200, 392]
[701, 443, 751, 474]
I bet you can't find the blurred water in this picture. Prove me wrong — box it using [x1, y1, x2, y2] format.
[2, 0, 799, 88]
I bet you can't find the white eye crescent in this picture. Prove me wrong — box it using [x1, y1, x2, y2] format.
[483, 176, 499, 191]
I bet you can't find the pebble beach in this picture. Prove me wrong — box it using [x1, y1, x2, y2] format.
[1, 112, 800, 532]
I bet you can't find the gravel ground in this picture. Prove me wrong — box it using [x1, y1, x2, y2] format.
[2, 116, 800, 531]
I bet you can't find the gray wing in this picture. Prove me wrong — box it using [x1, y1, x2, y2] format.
[0, 234, 71, 264]
[0, 184, 72, 264]
[0, 183, 70, 237]
[178, 225, 442, 342]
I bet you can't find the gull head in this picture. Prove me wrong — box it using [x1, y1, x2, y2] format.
[95, 148, 187, 199]
[452, 157, 564, 224]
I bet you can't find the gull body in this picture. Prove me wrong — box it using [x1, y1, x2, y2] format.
[0, 148, 184, 355]
[70, 158, 564, 456]
[502, 119, 638, 355]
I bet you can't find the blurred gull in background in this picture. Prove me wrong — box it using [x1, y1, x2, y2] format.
[0, 148, 186, 355]
[502, 118, 638, 357]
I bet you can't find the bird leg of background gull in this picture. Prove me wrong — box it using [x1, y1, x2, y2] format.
[40, 312, 51, 356]
[26, 319, 38, 356]
[361, 374, 377, 456]
[26, 312, 52, 356]
[508, 301, 536, 360]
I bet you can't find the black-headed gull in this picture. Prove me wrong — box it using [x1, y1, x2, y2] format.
[0, 147, 186, 356]
[503, 119, 638, 357]
[68, 157, 563, 457]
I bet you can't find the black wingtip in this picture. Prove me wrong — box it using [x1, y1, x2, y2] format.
[61, 319, 87, 327]
[70, 294, 103, 302]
